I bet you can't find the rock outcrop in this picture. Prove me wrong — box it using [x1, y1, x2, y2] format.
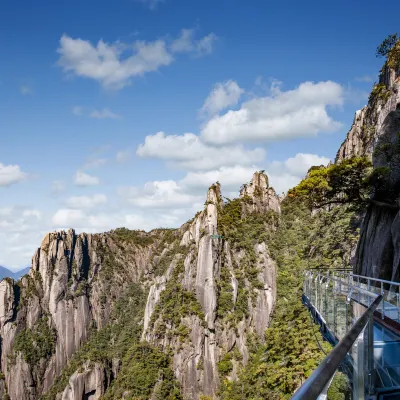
[335, 59, 400, 281]
[60, 362, 110, 400]
[0, 229, 158, 399]
[142, 182, 277, 399]
[336, 64, 400, 164]
[240, 171, 281, 214]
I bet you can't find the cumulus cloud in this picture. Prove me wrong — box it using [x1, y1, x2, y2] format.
[177, 153, 330, 195]
[65, 194, 107, 209]
[267, 153, 330, 193]
[74, 171, 100, 186]
[181, 165, 260, 195]
[118, 180, 201, 209]
[137, 131, 265, 170]
[283, 153, 330, 175]
[57, 29, 216, 89]
[199, 80, 244, 117]
[201, 80, 344, 145]
[0, 163, 27, 187]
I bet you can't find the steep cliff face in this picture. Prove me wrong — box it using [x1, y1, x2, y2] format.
[0, 228, 172, 399]
[142, 182, 277, 399]
[336, 59, 400, 281]
[336, 64, 400, 163]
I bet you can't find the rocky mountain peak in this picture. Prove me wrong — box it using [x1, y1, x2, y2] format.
[335, 61, 400, 163]
[206, 182, 223, 205]
[240, 171, 281, 214]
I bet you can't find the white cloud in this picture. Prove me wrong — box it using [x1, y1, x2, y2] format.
[199, 80, 244, 117]
[118, 180, 201, 209]
[171, 29, 217, 56]
[181, 165, 259, 193]
[201, 80, 344, 145]
[267, 153, 330, 193]
[22, 209, 42, 219]
[74, 171, 100, 186]
[57, 29, 216, 89]
[0, 163, 27, 187]
[20, 85, 32, 95]
[65, 194, 107, 209]
[178, 153, 331, 195]
[51, 209, 189, 234]
[0, 206, 45, 267]
[196, 33, 218, 56]
[170, 29, 196, 53]
[58, 34, 172, 90]
[284, 153, 330, 175]
[89, 108, 121, 119]
[52, 209, 86, 226]
[137, 131, 265, 170]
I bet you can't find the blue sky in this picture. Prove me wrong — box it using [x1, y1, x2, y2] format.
[0, 0, 398, 268]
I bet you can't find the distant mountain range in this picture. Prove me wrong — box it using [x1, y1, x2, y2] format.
[0, 265, 30, 281]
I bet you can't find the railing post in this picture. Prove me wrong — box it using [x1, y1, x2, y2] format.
[397, 290, 400, 322]
[367, 313, 375, 396]
[381, 281, 385, 319]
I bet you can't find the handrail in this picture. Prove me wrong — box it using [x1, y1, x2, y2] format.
[305, 271, 379, 300]
[290, 294, 383, 400]
[350, 273, 400, 288]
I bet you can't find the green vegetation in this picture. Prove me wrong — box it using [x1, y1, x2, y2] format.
[376, 33, 400, 70]
[216, 198, 279, 323]
[103, 343, 182, 400]
[217, 352, 233, 376]
[327, 372, 351, 400]
[43, 282, 181, 400]
[112, 227, 155, 246]
[288, 156, 372, 209]
[219, 190, 357, 398]
[151, 241, 181, 277]
[11, 316, 56, 368]
[150, 258, 205, 338]
[369, 82, 392, 104]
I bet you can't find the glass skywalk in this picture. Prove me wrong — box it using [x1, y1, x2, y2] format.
[301, 269, 400, 400]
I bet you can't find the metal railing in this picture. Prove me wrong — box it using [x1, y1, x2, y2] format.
[305, 270, 400, 322]
[291, 295, 383, 400]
